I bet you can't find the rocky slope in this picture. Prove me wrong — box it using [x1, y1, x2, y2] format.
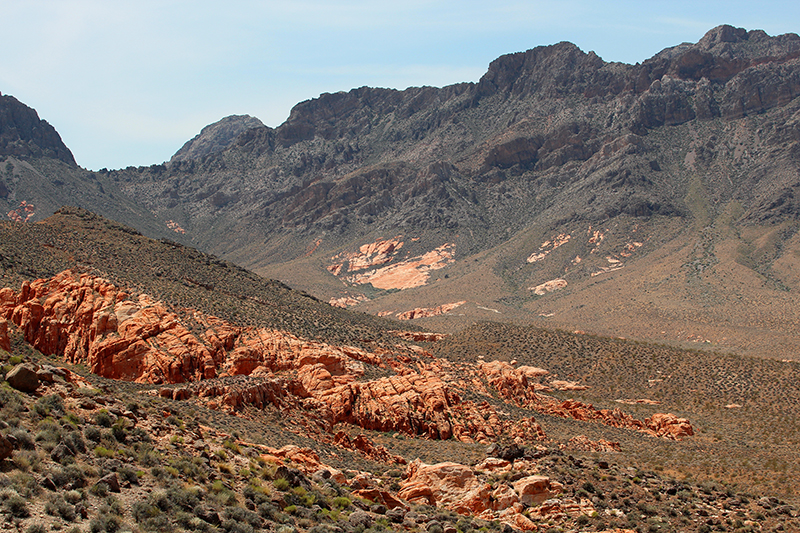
[170, 115, 265, 163]
[0, 211, 798, 532]
[4, 25, 800, 360]
[104, 25, 800, 359]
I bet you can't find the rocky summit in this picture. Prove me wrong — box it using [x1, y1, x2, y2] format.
[1, 25, 800, 532]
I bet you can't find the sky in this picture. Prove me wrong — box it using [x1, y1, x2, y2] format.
[2, 1, 800, 171]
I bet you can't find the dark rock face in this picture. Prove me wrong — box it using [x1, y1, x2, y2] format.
[102, 25, 800, 272]
[170, 114, 265, 163]
[0, 93, 75, 165]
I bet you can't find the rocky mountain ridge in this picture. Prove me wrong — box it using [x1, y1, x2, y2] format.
[3, 25, 800, 360]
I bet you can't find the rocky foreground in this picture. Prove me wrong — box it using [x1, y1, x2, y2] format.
[0, 354, 796, 533]
[1, 268, 798, 531]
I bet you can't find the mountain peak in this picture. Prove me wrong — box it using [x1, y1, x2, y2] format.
[170, 114, 264, 163]
[0, 93, 75, 165]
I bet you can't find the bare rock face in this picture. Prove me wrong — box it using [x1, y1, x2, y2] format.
[398, 460, 481, 507]
[170, 114, 265, 163]
[513, 475, 563, 506]
[645, 413, 694, 439]
[396, 301, 465, 320]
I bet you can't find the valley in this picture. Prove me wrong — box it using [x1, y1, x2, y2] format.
[1, 24, 800, 532]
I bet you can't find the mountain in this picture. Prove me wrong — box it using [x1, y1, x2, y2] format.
[170, 114, 265, 163]
[108, 25, 800, 360]
[0, 92, 75, 165]
[3, 25, 800, 361]
[0, 94, 189, 242]
[0, 209, 799, 532]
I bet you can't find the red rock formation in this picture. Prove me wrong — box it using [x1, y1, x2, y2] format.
[344, 243, 456, 290]
[389, 331, 448, 342]
[333, 432, 406, 464]
[396, 301, 466, 320]
[478, 360, 692, 440]
[645, 413, 694, 439]
[350, 489, 407, 510]
[0, 318, 10, 351]
[513, 475, 563, 506]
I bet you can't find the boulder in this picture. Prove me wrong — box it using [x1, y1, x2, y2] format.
[5, 363, 39, 392]
[96, 472, 120, 493]
[513, 476, 562, 506]
[0, 434, 13, 461]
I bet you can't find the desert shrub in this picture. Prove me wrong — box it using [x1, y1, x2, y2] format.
[51, 464, 86, 488]
[128, 426, 151, 442]
[0, 385, 25, 422]
[34, 420, 62, 444]
[222, 519, 254, 533]
[25, 525, 47, 533]
[225, 506, 263, 528]
[223, 439, 241, 454]
[134, 443, 161, 466]
[94, 409, 114, 428]
[95, 446, 115, 458]
[0, 490, 30, 518]
[111, 419, 129, 443]
[84, 425, 102, 442]
[89, 513, 122, 533]
[9, 471, 39, 498]
[332, 496, 351, 509]
[63, 430, 87, 454]
[64, 490, 84, 504]
[167, 484, 202, 511]
[45, 493, 77, 521]
[32, 394, 64, 419]
[165, 414, 183, 428]
[91, 482, 110, 497]
[118, 465, 139, 485]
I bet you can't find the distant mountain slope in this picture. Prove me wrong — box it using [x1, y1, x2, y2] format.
[4, 25, 800, 360]
[0, 207, 399, 346]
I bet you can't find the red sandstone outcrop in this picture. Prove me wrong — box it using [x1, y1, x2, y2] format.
[344, 243, 456, 290]
[398, 458, 593, 529]
[396, 301, 466, 320]
[513, 475, 563, 505]
[0, 318, 9, 351]
[645, 413, 694, 439]
[389, 331, 448, 342]
[478, 360, 693, 440]
[333, 432, 406, 464]
[530, 278, 568, 295]
[350, 489, 407, 510]
[329, 236, 404, 275]
[0, 270, 379, 385]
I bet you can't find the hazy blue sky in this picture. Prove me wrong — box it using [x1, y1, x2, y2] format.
[2, 1, 799, 170]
